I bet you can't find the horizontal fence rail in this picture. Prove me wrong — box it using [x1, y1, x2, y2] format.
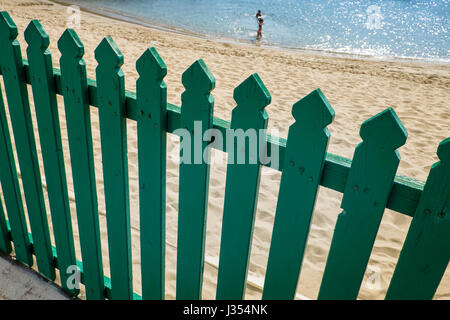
[0, 12, 448, 301]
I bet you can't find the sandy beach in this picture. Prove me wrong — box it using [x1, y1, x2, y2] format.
[0, 0, 448, 299]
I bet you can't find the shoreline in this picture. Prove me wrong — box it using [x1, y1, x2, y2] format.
[52, 0, 450, 66]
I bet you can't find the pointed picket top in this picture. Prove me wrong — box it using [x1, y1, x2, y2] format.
[292, 88, 334, 129]
[233, 73, 271, 113]
[24, 20, 49, 51]
[136, 47, 167, 81]
[136, 47, 167, 300]
[58, 28, 84, 60]
[95, 36, 123, 70]
[0, 11, 18, 43]
[181, 59, 215, 95]
[359, 107, 407, 150]
[436, 137, 450, 164]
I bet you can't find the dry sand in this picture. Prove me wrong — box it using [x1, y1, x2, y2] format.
[0, 0, 448, 299]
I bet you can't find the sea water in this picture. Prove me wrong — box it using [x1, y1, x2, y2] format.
[61, 0, 449, 62]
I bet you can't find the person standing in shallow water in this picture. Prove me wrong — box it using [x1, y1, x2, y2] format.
[256, 10, 263, 40]
[256, 17, 264, 40]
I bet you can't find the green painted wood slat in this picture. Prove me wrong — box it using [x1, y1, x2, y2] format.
[136, 47, 167, 300]
[0, 11, 54, 280]
[24, 20, 78, 295]
[385, 137, 450, 300]
[0, 82, 31, 263]
[0, 197, 10, 253]
[58, 29, 105, 300]
[263, 89, 334, 299]
[318, 108, 408, 300]
[95, 36, 133, 300]
[216, 73, 271, 299]
[176, 59, 215, 300]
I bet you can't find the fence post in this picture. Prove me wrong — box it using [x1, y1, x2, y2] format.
[25, 20, 78, 295]
[136, 47, 167, 300]
[0, 11, 54, 280]
[0, 82, 31, 262]
[386, 137, 450, 299]
[95, 36, 132, 300]
[263, 89, 334, 299]
[176, 59, 215, 299]
[318, 108, 407, 299]
[216, 73, 271, 299]
[58, 28, 105, 299]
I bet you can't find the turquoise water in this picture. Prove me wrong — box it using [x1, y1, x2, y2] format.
[64, 0, 449, 61]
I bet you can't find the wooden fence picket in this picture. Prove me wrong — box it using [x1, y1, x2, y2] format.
[0, 11, 54, 280]
[262, 89, 334, 299]
[58, 29, 104, 299]
[386, 137, 450, 299]
[0, 197, 9, 253]
[0, 82, 31, 264]
[0, 86, 11, 254]
[176, 60, 215, 299]
[136, 47, 168, 300]
[95, 37, 132, 300]
[318, 108, 408, 300]
[216, 73, 271, 300]
[24, 20, 78, 295]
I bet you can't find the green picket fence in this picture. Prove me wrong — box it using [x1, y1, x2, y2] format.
[0, 12, 448, 300]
